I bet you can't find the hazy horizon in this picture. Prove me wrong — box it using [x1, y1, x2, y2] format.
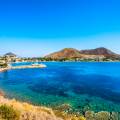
[0, 0, 120, 57]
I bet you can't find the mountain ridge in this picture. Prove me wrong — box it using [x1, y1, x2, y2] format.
[79, 47, 117, 56]
[45, 47, 120, 60]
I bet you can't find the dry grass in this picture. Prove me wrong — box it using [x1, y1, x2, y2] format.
[0, 96, 63, 120]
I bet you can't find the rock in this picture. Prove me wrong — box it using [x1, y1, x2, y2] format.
[85, 111, 95, 120]
[94, 111, 110, 120]
[0, 90, 5, 97]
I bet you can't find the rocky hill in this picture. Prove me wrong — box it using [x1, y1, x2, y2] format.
[45, 48, 81, 59]
[79, 47, 117, 56]
[45, 47, 120, 60]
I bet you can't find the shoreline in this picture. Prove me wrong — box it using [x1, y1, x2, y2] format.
[0, 93, 119, 120]
[0, 95, 63, 120]
[0, 67, 10, 72]
[0, 93, 86, 120]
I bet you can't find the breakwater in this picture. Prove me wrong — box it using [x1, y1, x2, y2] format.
[11, 64, 46, 69]
[0, 64, 47, 72]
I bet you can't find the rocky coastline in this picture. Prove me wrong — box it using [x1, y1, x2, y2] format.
[0, 67, 10, 72]
[0, 93, 86, 120]
[0, 91, 119, 120]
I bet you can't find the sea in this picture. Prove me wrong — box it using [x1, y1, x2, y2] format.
[0, 62, 120, 113]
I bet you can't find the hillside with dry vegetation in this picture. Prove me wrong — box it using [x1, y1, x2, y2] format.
[0, 96, 119, 120]
[45, 47, 120, 61]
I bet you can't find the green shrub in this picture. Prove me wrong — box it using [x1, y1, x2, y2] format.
[0, 63, 8, 68]
[0, 104, 20, 120]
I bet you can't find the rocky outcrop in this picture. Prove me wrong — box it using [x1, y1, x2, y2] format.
[0, 96, 119, 120]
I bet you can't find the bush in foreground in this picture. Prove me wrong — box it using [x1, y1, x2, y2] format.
[0, 104, 20, 120]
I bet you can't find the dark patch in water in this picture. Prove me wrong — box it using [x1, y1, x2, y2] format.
[72, 74, 120, 103]
[28, 83, 69, 97]
[28, 73, 120, 103]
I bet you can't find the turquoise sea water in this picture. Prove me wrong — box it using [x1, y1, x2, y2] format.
[0, 62, 120, 112]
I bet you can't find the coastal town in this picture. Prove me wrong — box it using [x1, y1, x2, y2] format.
[0, 52, 47, 72]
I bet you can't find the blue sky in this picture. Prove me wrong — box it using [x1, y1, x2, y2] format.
[0, 0, 120, 57]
